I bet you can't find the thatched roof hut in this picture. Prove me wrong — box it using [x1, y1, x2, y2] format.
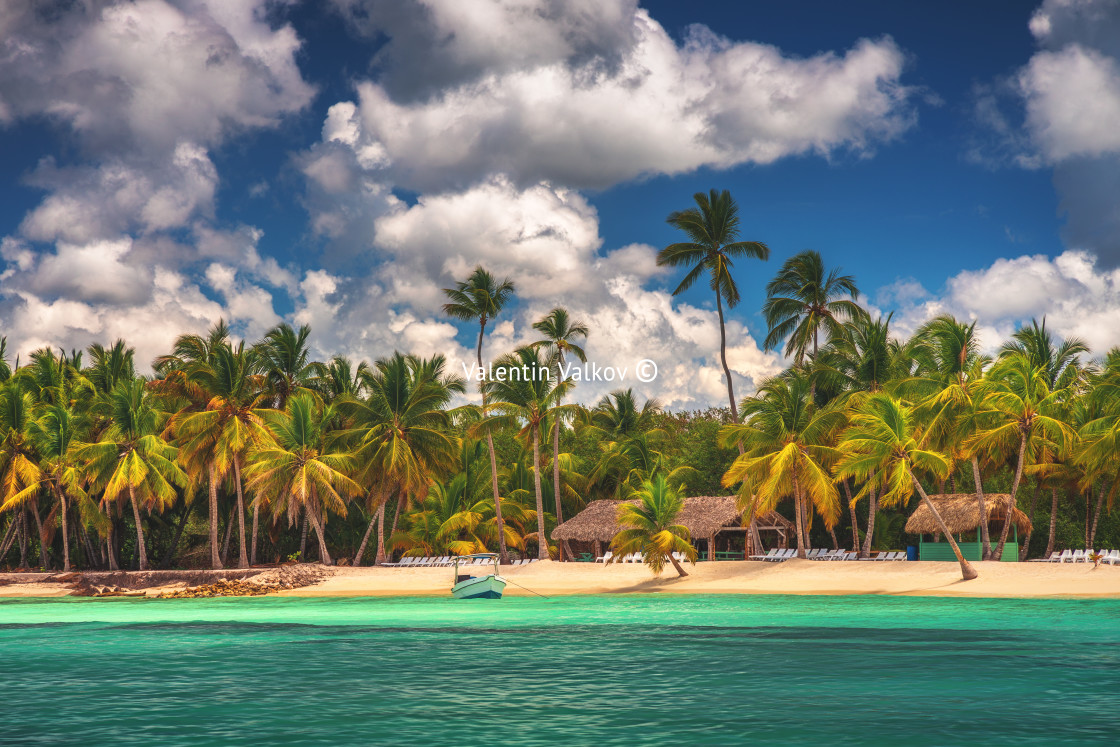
[904, 494, 1032, 536]
[552, 497, 793, 559]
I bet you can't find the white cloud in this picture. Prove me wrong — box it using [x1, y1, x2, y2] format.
[327, 6, 912, 191]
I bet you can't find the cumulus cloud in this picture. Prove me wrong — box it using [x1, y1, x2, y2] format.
[880, 250, 1120, 355]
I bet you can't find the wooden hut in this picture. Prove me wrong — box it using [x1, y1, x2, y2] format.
[551, 496, 793, 561]
[904, 493, 1031, 561]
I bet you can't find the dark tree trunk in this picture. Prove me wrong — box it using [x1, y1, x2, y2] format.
[353, 498, 378, 567]
[668, 552, 689, 578]
[993, 434, 1027, 560]
[971, 457, 991, 559]
[233, 456, 249, 569]
[208, 466, 222, 569]
[793, 480, 807, 559]
[298, 509, 309, 561]
[57, 487, 71, 572]
[1090, 484, 1107, 549]
[307, 489, 332, 565]
[31, 501, 50, 569]
[861, 481, 879, 559]
[374, 502, 387, 565]
[128, 484, 148, 571]
[250, 501, 260, 566]
[220, 502, 235, 565]
[1022, 478, 1042, 561]
[715, 290, 739, 423]
[532, 428, 549, 560]
[1044, 487, 1061, 559]
[843, 479, 859, 552]
[17, 510, 29, 568]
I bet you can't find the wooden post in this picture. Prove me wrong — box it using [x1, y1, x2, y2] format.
[562, 539, 574, 562]
[710, 534, 716, 561]
[593, 540, 601, 559]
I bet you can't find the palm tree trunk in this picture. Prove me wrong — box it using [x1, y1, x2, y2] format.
[911, 473, 978, 580]
[861, 482, 879, 559]
[306, 491, 332, 565]
[233, 456, 249, 569]
[57, 487, 71, 573]
[829, 526, 839, 550]
[208, 466, 221, 569]
[993, 434, 1027, 560]
[714, 290, 739, 423]
[388, 492, 405, 545]
[106, 516, 119, 571]
[220, 503, 235, 565]
[31, 500, 49, 569]
[0, 516, 18, 564]
[18, 510, 29, 568]
[793, 479, 806, 559]
[250, 502, 259, 566]
[353, 494, 378, 567]
[843, 479, 859, 551]
[533, 428, 549, 560]
[374, 502, 387, 565]
[299, 509, 309, 560]
[971, 456, 991, 559]
[159, 498, 193, 569]
[552, 414, 565, 558]
[1045, 487, 1060, 558]
[1090, 483, 1107, 549]
[476, 321, 511, 566]
[1022, 479, 1042, 561]
[127, 484, 148, 571]
[668, 552, 689, 578]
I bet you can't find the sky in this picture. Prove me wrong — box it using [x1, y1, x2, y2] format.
[3, 0, 1120, 409]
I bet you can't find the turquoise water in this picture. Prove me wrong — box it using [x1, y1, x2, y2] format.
[3, 594, 1120, 746]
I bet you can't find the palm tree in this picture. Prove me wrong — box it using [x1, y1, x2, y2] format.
[999, 318, 1088, 392]
[442, 265, 516, 563]
[657, 189, 769, 423]
[483, 347, 577, 560]
[256, 323, 318, 408]
[720, 371, 843, 558]
[531, 306, 588, 544]
[0, 337, 11, 382]
[29, 404, 86, 572]
[244, 394, 361, 565]
[313, 356, 369, 400]
[836, 393, 978, 581]
[609, 475, 697, 577]
[763, 250, 865, 368]
[341, 353, 463, 565]
[76, 380, 187, 571]
[969, 353, 1075, 560]
[86, 340, 136, 395]
[903, 315, 995, 557]
[0, 385, 46, 568]
[174, 344, 273, 569]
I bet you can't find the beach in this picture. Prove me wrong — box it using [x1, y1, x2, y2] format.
[3, 560, 1119, 599]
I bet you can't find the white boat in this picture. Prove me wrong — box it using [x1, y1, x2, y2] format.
[451, 553, 506, 599]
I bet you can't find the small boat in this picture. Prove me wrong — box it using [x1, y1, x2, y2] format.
[451, 553, 506, 599]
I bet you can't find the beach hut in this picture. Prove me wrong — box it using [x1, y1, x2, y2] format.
[904, 493, 1031, 562]
[551, 496, 793, 561]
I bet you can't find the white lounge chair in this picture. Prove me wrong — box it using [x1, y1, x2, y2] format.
[1029, 552, 1060, 563]
[750, 548, 778, 561]
[1103, 550, 1120, 566]
[595, 551, 613, 563]
[1070, 549, 1087, 563]
[770, 548, 796, 562]
[1056, 549, 1073, 563]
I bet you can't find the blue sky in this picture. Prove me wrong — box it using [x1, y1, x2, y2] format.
[2, 0, 1119, 408]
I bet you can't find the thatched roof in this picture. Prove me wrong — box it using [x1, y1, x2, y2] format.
[552, 496, 791, 542]
[904, 494, 1032, 535]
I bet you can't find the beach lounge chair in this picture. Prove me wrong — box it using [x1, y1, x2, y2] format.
[595, 551, 613, 563]
[806, 548, 824, 559]
[749, 548, 778, 561]
[1056, 549, 1073, 563]
[1071, 549, 1087, 563]
[1030, 552, 1061, 563]
[827, 550, 848, 560]
[769, 548, 795, 562]
[1104, 550, 1120, 566]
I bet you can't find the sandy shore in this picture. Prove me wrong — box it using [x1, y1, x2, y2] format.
[3, 560, 1119, 599]
[283, 559, 1120, 599]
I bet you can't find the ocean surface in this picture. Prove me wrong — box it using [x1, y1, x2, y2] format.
[2, 593, 1119, 746]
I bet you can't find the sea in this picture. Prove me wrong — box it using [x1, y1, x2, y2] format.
[2, 594, 1119, 745]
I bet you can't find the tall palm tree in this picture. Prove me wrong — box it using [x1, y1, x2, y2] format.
[244, 394, 361, 565]
[86, 340, 136, 395]
[999, 318, 1088, 392]
[29, 404, 86, 572]
[531, 306, 588, 543]
[657, 189, 769, 423]
[0, 386, 46, 568]
[256, 323, 318, 408]
[969, 353, 1074, 560]
[610, 475, 697, 577]
[903, 315, 995, 557]
[341, 353, 463, 565]
[483, 347, 577, 560]
[442, 265, 516, 563]
[763, 250, 866, 368]
[313, 356, 369, 400]
[174, 344, 273, 569]
[836, 394, 978, 581]
[720, 371, 843, 558]
[76, 380, 187, 571]
[0, 337, 11, 382]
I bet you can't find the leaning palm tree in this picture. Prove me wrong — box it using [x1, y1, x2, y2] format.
[531, 306, 588, 539]
[836, 393, 978, 580]
[0, 385, 47, 568]
[483, 347, 577, 560]
[29, 404, 87, 572]
[442, 265, 516, 563]
[76, 380, 187, 571]
[720, 371, 843, 558]
[244, 394, 361, 565]
[763, 250, 866, 367]
[657, 189, 769, 422]
[610, 475, 697, 577]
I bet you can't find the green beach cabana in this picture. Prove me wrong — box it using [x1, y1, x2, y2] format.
[905, 493, 1031, 562]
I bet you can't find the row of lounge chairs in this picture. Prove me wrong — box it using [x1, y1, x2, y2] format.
[750, 548, 908, 562]
[1031, 549, 1120, 565]
[594, 552, 691, 563]
[381, 556, 540, 567]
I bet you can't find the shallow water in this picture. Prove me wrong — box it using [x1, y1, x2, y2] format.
[2, 594, 1119, 745]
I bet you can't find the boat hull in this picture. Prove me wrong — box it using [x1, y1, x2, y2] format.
[452, 574, 507, 600]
